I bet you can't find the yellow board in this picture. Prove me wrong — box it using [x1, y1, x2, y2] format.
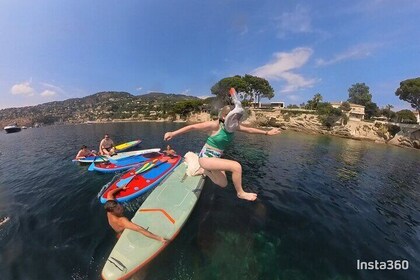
[115, 140, 142, 152]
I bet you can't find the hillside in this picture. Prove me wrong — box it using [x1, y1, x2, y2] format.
[0, 91, 203, 127]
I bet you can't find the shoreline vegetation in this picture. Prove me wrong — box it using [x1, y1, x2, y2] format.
[1, 91, 419, 150]
[3, 111, 420, 150]
[76, 110, 420, 150]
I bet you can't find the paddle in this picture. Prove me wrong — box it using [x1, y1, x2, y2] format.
[116, 158, 169, 188]
[88, 155, 109, 171]
[106, 150, 160, 164]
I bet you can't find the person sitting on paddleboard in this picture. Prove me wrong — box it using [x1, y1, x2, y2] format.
[99, 134, 116, 156]
[75, 145, 96, 159]
[104, 187, 167, 243]
[164, 88, 281, 201]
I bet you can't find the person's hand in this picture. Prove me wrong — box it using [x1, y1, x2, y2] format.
[164, 132, 173, 141]
[267, 128, 281, 136]
[159, 237, 169, 244]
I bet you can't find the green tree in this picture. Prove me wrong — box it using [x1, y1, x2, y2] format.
[339, 101, 351, 112]
[347, 83, 372, 106]
[305, 93, 323, 110]
[211, 76, 248, 104]
[364, 101, 380, 119]
[395, 77, 420, 111]
[173, 100, 204, 118]
[380, 105, 396, 121]
[396, 109, 417, 123]
[211, 75, 274, 105]
[242, 74, 274, 103]
[316, 102, 344, 129]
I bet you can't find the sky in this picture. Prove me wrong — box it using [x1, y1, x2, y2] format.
[1, 0, 419, 110]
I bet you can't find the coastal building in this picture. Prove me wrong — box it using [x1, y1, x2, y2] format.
[252, 101, 285, 109]
[413, 110, 420, 124]
[331, 102, 365, 121]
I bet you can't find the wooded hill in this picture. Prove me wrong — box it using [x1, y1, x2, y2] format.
[0, 91, 215, 127]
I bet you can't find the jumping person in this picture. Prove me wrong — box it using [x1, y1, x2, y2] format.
[164, 88, 281, 201]
[104, 187, 167, 242]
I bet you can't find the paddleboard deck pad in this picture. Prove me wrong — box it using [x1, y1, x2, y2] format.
[101, 162, 205, 280]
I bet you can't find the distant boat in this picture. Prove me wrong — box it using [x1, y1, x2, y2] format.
[4, 124, 22, 133]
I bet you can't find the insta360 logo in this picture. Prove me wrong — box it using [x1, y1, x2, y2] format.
[357, 260, 409, 270]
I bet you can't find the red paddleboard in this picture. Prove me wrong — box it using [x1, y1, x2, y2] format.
[100, 154, 181, 203]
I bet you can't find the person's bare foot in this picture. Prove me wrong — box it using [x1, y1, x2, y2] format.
[237, 192, 257, 201]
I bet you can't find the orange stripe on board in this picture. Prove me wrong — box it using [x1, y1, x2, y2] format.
[138, 208, 175, 224]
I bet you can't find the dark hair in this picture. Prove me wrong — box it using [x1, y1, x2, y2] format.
[81, 145, 87, 149]
[104, 200, 119, 212]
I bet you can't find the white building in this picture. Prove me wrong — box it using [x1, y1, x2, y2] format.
[413, 110, 420, 124]
[331, 102, 365, 121]
[252, 101, 285, 109]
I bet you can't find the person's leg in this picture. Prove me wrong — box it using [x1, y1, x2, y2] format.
[199, 157, 257, 201]
[202, 169, 228, 188]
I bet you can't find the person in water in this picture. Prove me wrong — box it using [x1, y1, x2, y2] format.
[164, 145, 177, 156]
[99, 134, 116, 156]
[164, 105, 281, 201]
[104, 187, 167, 242]
[75, 145, 96, 159]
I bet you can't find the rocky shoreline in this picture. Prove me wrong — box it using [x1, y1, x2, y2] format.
[239, 110, 420, 150]
[101, 110, 420, 150]
[4, 110, 419, 150]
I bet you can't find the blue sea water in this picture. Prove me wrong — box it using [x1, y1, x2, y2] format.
[0, 122, 419, 280]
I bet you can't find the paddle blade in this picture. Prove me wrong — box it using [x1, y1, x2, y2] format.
[88, 162, 96, 171]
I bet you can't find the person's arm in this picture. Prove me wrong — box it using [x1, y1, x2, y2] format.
[99, 140, 105, 150]
[164, 121, 218, 141]
[120, 218, 167, 243]
[75, 150, 83, 159]
[106, 186, 125, 200]
[238, 125, 281, 136]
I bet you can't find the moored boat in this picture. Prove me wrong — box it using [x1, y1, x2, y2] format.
[4, 124, 22, 133]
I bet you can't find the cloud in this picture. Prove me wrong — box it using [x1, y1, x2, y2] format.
[136, 87, 142, 91]
[197, 95, 213, 100]
[275, 5, 312, 38]
[251, 47, 318, 92]
[178, 89, 190, 95]
[11, 81, 35, 96]
[40, 82, 64, 93]
[40, 90, 57, 97]
[316, 43, 380, 66]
